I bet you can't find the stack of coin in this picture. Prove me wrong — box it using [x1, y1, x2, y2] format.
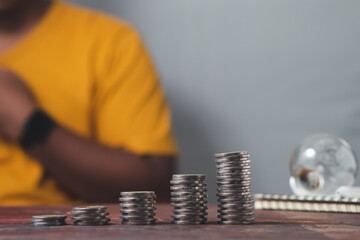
[31, 215, 67, 226]
[120, 191, 157, 225]
[170, 174, 208, 224]
[71, 206, 110, 226]
[215, 151, 255, 224]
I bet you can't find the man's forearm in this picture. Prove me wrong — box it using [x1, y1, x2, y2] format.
[29, 126, 175, 202]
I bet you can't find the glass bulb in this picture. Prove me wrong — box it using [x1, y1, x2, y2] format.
[290, 134, 358, 196]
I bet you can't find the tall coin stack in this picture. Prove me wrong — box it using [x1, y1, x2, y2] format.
[215, 151, 255, 224]
[71, 206, 110, 226]
[170, 174, 208, 224]
[120, 191, 157, 225]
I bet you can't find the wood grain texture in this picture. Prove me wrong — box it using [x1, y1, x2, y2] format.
[0, 204, 359, 239]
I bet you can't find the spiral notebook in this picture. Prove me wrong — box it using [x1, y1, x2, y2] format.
[254, 194, 360, 213]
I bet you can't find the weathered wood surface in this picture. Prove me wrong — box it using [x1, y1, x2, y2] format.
[0, 204, 359, 239]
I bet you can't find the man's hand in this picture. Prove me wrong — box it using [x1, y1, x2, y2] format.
[0, 67, 36, 142]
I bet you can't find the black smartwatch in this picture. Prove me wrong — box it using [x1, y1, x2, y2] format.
[19, 110, 56, 150]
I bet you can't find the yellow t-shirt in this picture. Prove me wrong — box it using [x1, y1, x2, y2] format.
[0, 1, 177, 205]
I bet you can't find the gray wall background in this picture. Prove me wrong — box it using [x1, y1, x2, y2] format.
[70, 0, 360, 202]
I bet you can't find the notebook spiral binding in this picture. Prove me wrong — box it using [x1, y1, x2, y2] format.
[254, 194, 360, 213]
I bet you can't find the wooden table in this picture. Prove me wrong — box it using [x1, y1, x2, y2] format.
[0, 204, 359, 239]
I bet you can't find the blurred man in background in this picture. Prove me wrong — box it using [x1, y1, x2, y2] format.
[0, 0, 177, 205]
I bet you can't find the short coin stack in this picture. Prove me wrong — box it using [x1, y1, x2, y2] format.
[170, 174, 208, 224]
[120, 191, 157, 225]
[71, 206, 110, 226]
[215, 151, 255, 224]
[31, 215, 67, 226]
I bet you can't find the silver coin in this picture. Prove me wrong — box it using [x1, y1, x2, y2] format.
[71, 211, 107, 217]
[218, 168, 252, 173]
[217, 181, 252, 186]
[121, 215, 155, 220]
[171, 190, 207, 195]
[217, 194, 253, 199]
[217, 189, 252, 194]
[215, 162, 251, 168]
[74, 220, 110, 226]
[172, 204, 208, 209]
[32, 221, 67, 226]
[73, 212, 109, 217]
[172, 174, 206, 179]
[72, 206, 107, 212]
[217, 174, 252, 178]
[217, 174, 251, 180]
[30, 219, 67, 223]
[217, 196, 254, 202]
[119, 197, 155, 203]
[217, 206, 254, 213]
[215, 155, 250, 161]
[171, 186, 207, 191]
[216, 171, 251, 176]
[172, 215, 207, 221]
[172, 214, 207, 220]
[216, 183, 251, 188]
[31, 220, 66, 224]
[171, 193, 208, 199]
[218, 206, 254, 211]
[217, 169, 251, 174]
[120, 211, 155, 216]
[218, 210, 254, 217]
[74, 217, 110, 223]
[217, 200, 254, 206]
[172, 208, 207, 213]
[217, 165, 251, 170]
[216, 163, 251, 168]
[216, 191, 252, 197]
[171, 191, 207, 196]
[120, 205, 156, 211]
[217, 188, 252, 193]
[217, 183, 251, 188]
[120, 207, 156, 212]
[216, 172, 252, 177]
[119, 195, 155, 200]
[215, 151, 249, 158]
[120, 191, 155, 196]
[215, 156, 250, 161]
[171, 193, 208, 198]
[71, 216, 109, 221]
[217, 185, 252, 190]
[171, 184, 207, 188]
[216, 179, 251, 184]
[215, 158, 250, 165]
[170, 180, 206, 186]
[172, 216, 207, 221]
[217, 193, 253, 198]
[217, 168, 252, 173]
[216, 176, 251, 184]
[218, 203, 254, 209]
[172, 210, 208, 216]
[171, 187, 207, 192]
[171, 197, 207, 203]
[32, 215, 67, 220]
[171, 200, 207, 206]
[172, 220, 206, 225]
